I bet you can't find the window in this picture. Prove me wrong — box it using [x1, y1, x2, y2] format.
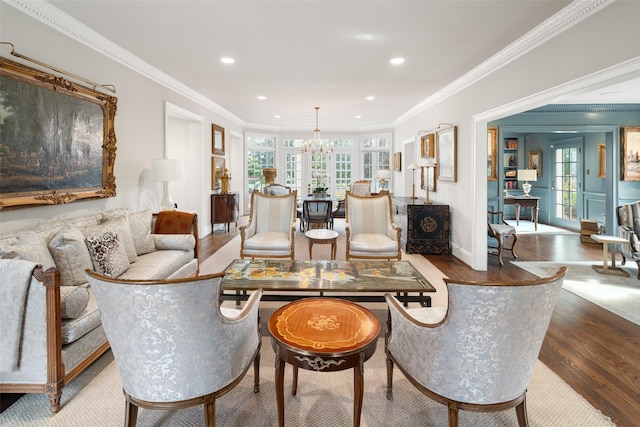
[246, 134, 276, 197]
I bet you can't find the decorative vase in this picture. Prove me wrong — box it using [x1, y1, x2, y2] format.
[221, 168, 230, 194]
[262, 168, 277, 185]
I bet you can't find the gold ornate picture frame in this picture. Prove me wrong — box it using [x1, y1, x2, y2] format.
[393, 152, 402, 171]
[212, 123, 225, 155]
[420, 133, 435, 158]
[212, 156, 225, 190]
[0, 57, 117, 210]
[597, 144, 606, 178]
[487, 127, 497, 181]
[622, 127, 640, 181]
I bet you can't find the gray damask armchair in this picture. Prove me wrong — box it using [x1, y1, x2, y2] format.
[385, 267, 567, 426]
[86, 270, 263, 427]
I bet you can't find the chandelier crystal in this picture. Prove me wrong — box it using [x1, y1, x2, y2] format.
[302, 107, 333, 154]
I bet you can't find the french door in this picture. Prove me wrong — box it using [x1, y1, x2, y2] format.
[550, 138, 583, 229]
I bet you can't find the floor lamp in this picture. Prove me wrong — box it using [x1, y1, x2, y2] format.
[407, 163, 418, 199]
[151, 158, 185, 211]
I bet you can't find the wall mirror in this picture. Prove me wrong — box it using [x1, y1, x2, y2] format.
[212, 123, 225, 155]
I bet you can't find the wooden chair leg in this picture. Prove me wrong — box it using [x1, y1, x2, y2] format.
[497, 236, 505, 267]
[125, 400, 138, 427]
[448, 402, 460, 427]
[515, 396, 529, 427]
[204, 396, 215, 427]
[385, 354, 394, 400]
[253, 349, 260, 393]
[510, 233, 518, 259]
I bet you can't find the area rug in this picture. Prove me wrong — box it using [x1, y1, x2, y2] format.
[513, 261, 640, 326]
[505, 219, 577, 235]
[199, 219, 450, 308]
[0, 336, 614, 427]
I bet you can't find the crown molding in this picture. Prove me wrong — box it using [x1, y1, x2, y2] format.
[2, 0, 246, 126]
[393, 0, 615, 126]
[4, 0, 616, 131]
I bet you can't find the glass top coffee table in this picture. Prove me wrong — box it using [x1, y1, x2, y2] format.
[220, 259, 435, 306]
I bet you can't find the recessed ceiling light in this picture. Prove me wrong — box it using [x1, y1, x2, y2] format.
[257, 95, 266, 100]
[355, 115, 362, 119]
[366, 96, 375, 101]
[220, 57, 235, 64]
[274, 115, 281, 118]
[389, 57, 405, 65]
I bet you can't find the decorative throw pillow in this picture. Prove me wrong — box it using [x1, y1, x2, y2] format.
[1, 233, 56, 271]
[60, 284, 90, 319]
[154, 211, 196, 234]
[48, 226, 94, 286]
[80, 216, 138, 263]
[84, 232, 130, 278]
[127, 210, 155, 255]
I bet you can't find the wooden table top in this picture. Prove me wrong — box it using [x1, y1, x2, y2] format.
[268, 297, 380, 354]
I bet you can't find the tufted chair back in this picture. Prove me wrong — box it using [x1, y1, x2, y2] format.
[86, 270, 262, 426]
[385, 267, 567, 426]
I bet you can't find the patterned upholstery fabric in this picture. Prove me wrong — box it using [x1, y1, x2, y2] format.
[240, 190, 297, 259]
[263, 183, 292, 196]
[345, 191, 401, 260]
[154, 210, 196, 234]
[59, 285, 90, 319]
[385, 267, 566, 411]
[0, 233, 56, 271]
[84, 232, 130, 278]
[103, 209, 155, 255]
[350, 180, 371, 197]
[48, 225, 95, 286]
[86, 271, 262, 405]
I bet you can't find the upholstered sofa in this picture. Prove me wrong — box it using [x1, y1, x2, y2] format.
[616, 200, 640, 278]
[0, 208, 199, 412]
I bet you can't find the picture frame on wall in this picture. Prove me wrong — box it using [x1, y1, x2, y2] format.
[0, 57, 118, 210]
[527, 150, 542, 178]
[421, 163, 437, 192]
[212, 156, 225, 190]
[487, 127, 498, 181]
[622, 126, 640, 181]
[393, 152, 402, 171]
[437, 126, 457, 181]
[597, 144, 606, 178]
[420, 133, 435, 158]
[212, 123, 225, 155]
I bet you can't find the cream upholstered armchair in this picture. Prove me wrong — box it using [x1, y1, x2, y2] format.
[345, 191, 401, 260]
[240, 189, 297, 259]
[385, 267, 567, 427]
[85, 270, 263, 427]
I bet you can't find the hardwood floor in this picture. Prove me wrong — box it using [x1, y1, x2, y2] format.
[201, 225, 640, 427]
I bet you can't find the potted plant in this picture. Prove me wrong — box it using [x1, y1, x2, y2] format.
[313, 187, 328, 198]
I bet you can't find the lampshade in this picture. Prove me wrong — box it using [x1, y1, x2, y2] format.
[407, 163, 418, 170]
[150, 159, 185, 182]
[376, 169, 391, 179]
[517, 169, 537, 182]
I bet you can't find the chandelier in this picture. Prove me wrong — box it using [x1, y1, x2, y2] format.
[302, 107, 333, 154]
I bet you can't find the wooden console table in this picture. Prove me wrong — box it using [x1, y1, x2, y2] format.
[504, 196, 539, 231]
[210, 193, 239, 232]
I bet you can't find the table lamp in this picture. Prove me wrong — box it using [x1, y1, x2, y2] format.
[517, 169, 537, 197]
[376, 168, 391, 192]
[407, 163, 418, 199]
[151, 158, 185, 210]
[419, 158, 437, 204]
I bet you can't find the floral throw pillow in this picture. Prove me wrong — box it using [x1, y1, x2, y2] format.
[84, 232, 129, 278]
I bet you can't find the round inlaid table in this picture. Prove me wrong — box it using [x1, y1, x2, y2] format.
[268, 297, 380, 427]
[304, 228, 339, 260]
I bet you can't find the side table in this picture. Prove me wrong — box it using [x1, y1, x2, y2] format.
[590, 234, 630, 277]
[304, 228, 339, 260]
[269, 297, 380, 427]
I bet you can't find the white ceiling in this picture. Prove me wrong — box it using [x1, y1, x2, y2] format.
[46, 0, 638, 130]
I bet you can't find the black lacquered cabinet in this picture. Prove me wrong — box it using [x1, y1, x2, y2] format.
[392, 197, 450, 254]
[211, 193, 239, 232]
